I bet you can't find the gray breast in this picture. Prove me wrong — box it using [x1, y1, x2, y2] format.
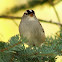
[19, 20, 45, 46]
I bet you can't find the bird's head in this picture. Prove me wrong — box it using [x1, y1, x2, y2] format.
[23, 10, 35, 18]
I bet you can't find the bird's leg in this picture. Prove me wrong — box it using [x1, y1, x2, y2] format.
[33, 44, 35, 46]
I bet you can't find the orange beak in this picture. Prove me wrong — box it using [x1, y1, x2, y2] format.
[29, 13, 33, 17]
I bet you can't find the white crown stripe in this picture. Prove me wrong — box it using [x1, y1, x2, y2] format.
[29, 10, 32, 12]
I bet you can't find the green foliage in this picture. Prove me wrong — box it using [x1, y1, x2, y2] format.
[0, 42, 6, 49]
[0, 29, 62, 62]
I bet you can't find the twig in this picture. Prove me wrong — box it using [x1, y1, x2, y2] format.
[39, 19, 62, 26]
[19, 53, 54, 57]
[0, 41, 21, 52]
[48, 0, 61, 22]
[0, 15, 62, 26]
[0, 15, 22, 19]
[10, 54, 14, 62]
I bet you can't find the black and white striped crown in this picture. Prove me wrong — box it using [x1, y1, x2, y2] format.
[24, 10, 35, 14]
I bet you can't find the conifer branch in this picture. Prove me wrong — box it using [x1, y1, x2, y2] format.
[0, 41, 21, 52]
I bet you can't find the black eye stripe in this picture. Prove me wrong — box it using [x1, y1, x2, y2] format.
[32, 10, 35, 14]
[24, 13, 28, 15]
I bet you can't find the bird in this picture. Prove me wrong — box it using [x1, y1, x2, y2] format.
[19, 10, 45, 46]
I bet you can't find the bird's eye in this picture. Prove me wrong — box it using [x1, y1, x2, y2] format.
[24, 13, 28, 15]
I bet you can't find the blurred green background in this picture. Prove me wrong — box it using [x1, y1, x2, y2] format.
[0, 0, 62, 61]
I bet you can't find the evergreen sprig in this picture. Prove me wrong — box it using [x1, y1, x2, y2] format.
[0, 30, 62, 62]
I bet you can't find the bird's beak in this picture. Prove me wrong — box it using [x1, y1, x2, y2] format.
[29, 13, 33, 17]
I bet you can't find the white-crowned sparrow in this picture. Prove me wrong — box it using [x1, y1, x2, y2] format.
[19, 10, 45, 46]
